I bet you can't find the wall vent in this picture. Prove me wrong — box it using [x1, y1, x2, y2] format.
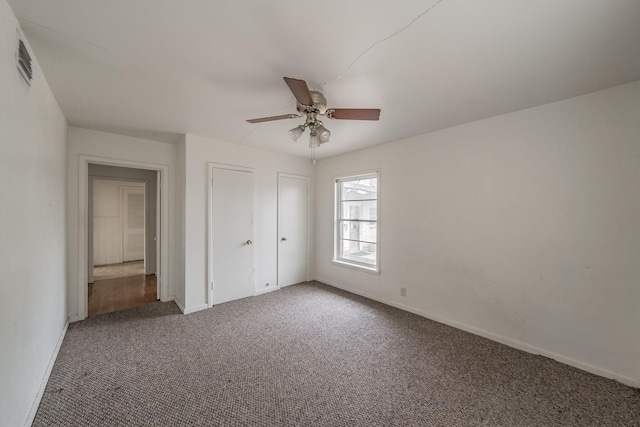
[17, 38, 33, 86]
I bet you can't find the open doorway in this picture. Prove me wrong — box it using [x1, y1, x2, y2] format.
[87, 165, 159, 317]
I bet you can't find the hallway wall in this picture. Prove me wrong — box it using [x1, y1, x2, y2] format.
[0, 2, 68, 425]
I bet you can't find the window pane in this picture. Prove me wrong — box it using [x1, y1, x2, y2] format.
[340, 220, 377, 244]
[335, 172, 378, 271]
[340, 200, 377, 220]
[340, 178, 377, 201]
[339, 240, 377, 266]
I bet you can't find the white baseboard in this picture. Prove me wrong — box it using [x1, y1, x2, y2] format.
[163, 297, 207, 315]
[173, 297, 186, 313]
[24, 320, 69, 427]
[68, 315, 84, 323]
[183, 304, 208, 315]
[254, 286, 280, 296]
[313, 276, 639, 389]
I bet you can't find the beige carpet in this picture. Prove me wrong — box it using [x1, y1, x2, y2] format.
[33, 282, 640, 426]
[93, 260, 144, 281]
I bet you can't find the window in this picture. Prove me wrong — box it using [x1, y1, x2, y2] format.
[334, 172, 379, 272]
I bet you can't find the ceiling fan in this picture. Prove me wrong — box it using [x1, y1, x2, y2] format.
[246, 77, 381, 148]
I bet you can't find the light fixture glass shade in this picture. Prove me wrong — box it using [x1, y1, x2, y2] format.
[288, 125, 304, 142]
[309, 131, 320, 148]
[316, 124, 331, 143]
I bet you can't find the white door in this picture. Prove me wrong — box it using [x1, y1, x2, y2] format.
[278, 174, 308, 287]
[210, 167, 255, 305]
[122, 187, 145, 262]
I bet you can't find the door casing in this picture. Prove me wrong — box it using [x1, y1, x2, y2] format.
[77, 155, 168, 321]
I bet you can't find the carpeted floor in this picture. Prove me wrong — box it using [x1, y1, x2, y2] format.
[34, 282, 640, 426]
[93, 260, 144, 281]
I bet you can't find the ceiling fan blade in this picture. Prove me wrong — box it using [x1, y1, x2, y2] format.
[283, 77, 314, 106]
[246, 114, 300, 124]
[326, 108, 381, 120]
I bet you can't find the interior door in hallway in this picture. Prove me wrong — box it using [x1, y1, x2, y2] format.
[278, 174, 309, 287]
[210, 166, 255, 305]
[122, 187, 145, 262]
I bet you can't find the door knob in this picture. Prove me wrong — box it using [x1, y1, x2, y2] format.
[281, 237, 287, 241]
[246, 240, 253, 245]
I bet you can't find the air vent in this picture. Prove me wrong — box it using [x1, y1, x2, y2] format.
[17, 38, 33, 86]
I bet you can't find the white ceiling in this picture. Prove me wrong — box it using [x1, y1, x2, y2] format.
[9, 0, 640, 158]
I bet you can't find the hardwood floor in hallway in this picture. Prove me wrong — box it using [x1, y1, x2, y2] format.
[88, 274, 157, 317]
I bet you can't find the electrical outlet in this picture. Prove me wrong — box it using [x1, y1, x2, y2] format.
[400, 287, 407, 297]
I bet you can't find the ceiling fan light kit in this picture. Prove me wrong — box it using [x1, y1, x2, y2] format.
[309, 130, 320, 148]
[316, 124, 331, 143]
[287, 122, 331, 147]
[247, 77, 381, 160]
[288, 125, 305, 142]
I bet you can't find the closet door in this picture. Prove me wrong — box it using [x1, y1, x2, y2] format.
[210, 166, 255, 305]
[278, 174, 308, 287]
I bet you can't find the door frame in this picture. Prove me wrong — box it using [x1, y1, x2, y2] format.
[77, 155, 169, 320]
[277, 173, 310, 288]
[207, 162, 256, 308]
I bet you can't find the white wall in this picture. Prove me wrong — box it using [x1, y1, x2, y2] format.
[315, 81, 640, 386]
[67, 127, 176, 319]
[182, 134, 315, 311]
[0, 2, 68, 425]
[92, 179, 144, 266]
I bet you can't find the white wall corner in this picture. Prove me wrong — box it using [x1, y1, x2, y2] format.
[173, 297, 186, 314]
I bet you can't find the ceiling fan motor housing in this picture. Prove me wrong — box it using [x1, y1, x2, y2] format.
[296, 90, 327, 115]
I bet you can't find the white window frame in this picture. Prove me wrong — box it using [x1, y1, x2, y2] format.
[333, 170, 380, 275]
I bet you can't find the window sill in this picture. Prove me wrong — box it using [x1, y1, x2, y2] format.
[331, 259, 381, 276]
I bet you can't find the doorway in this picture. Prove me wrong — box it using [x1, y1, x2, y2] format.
[277, 173, 309, 287]
[76, 156, 168, 321]
[208, 164, 256, 306]
[87, 165, 159, 316]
